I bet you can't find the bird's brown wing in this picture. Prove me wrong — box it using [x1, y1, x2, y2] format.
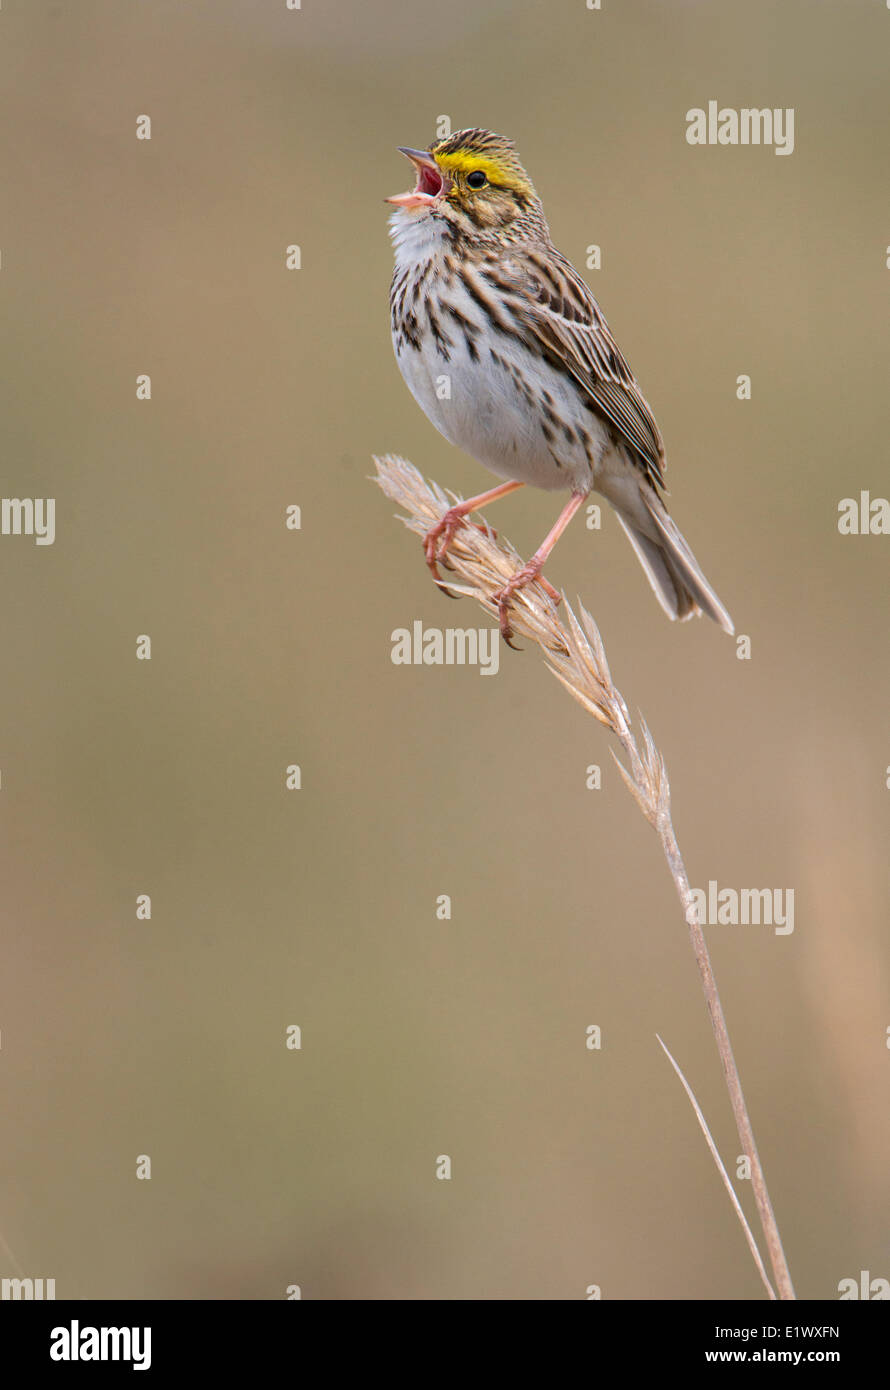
[482, 246, 667, 491]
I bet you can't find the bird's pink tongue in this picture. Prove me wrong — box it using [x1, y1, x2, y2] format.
[386, 162, 445, 207]
[415, 164, 443, 197]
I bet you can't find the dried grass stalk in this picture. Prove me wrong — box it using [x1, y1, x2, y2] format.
[373, 453, 795, 1301]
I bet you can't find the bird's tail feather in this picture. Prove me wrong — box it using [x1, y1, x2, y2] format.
[611, 487, 734, 635]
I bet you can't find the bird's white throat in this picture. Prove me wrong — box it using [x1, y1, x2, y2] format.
[388, 208, 447, 271]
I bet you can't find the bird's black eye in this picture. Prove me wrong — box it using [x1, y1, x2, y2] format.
[466, 170, 487, 189]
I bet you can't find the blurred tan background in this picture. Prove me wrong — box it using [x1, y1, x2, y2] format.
[0, 0, 887, 1300]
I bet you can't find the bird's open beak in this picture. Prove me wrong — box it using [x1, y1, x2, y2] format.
[386, 147, 449, 208]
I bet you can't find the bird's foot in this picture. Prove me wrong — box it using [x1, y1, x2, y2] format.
[492, 562, 561, 647]
[423, 507, 496, 583]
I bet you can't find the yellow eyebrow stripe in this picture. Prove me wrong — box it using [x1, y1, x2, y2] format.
[434, 151, 526, 188]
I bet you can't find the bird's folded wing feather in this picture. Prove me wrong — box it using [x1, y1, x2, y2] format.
[483, 248, 667, 490]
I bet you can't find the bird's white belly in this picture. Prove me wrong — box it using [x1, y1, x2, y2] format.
[388, 213, 608, 494]
[393, 324, 606, 495]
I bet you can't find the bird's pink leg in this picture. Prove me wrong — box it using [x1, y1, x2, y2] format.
[424, 480, 525, 581]
[493, 491, 587, 645]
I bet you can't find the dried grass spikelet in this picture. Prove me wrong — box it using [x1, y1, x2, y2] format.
[373, 452, 666, 827]
[372, 452, 795, 1302]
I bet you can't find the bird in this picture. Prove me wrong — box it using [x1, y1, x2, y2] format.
[386, 127, 733, 645]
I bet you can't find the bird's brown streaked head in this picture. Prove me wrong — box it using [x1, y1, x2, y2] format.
[387, 128, 549, 239]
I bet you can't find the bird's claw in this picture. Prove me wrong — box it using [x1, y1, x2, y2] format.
[424, 506, 559, 646]
[423, 509, 492, 584]
[492, 582, 526, 648]
[423, 509, 462, 581]
[492, 562, 561, 648]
